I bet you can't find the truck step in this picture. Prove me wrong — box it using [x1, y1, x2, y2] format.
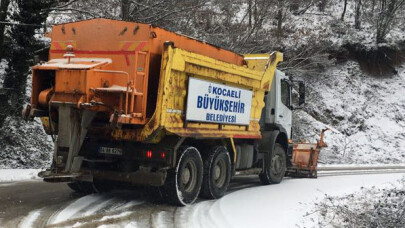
[95, 85, 130, 93]
[131, 113, 143, 118]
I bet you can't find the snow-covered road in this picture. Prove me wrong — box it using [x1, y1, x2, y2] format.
[0, 173, 404, 228]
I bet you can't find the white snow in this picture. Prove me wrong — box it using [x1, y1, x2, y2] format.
[51, 194, 104, 224]
[47, 193, 143, 227]
[18, 209, 42, 228]
[72, 222, 83, 227]
[184, 173, 405, 228]
[0, 59, 6, 87]
[124, 221, 138, 228]
[151, 211, 173, 228]
[0, 169, 41, 182]
[82, 198, 115, 217]
[99, 211, 132, 222]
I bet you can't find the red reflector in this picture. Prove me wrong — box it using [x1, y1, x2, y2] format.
[146, 150, 152, 158]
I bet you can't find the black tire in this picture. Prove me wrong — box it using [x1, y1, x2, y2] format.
[81, 182, 98, 194]
[67, 182, 81, 192]
[201, 146, 231, 199]
[93, 179, 113, 193]
[145, 186, 165, 204]
[163, 146, 203, 206]
[259, 143, 286, 185]
[67, 181, 97, 194]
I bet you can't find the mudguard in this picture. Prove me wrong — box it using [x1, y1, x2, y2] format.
[257, 130, 280, 154]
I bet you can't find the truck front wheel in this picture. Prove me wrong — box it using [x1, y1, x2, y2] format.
[259, 143, 286, 185]
[164, 146, 203, 206]
[201, 146, 231, 199]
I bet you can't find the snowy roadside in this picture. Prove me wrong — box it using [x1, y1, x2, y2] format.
[187, 173, 405, 228]
[315, 177, 405, 227]
[16, 173, 403, 228]
[294, 61, 405, 164]
[0, 169, 41, 182]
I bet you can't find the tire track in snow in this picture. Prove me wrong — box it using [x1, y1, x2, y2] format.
[18, 209, 42, 228]
[9, 177, 269, 228]
[45, 193, 145, 227]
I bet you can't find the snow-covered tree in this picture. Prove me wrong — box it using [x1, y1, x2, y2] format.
[0, 0, 11, 59]
[1, 0, 56, 126]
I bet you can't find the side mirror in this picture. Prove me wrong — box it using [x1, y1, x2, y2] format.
[299, 81, 305, 106]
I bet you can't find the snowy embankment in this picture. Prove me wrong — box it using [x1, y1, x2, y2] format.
[0, 59, 6, 87]
[293, 61, 405, 164]
[316, 177, 405, 227]
[0, 169, 41, 182]
[0, 117, 53, 169]
[0, 59, 53, 169]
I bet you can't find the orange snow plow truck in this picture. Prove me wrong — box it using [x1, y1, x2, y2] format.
[24, 19, 327, 205]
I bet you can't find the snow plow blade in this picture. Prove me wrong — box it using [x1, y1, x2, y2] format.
[286, 128, 329, 178]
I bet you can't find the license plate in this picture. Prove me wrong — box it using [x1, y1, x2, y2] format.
[99, 147, 123, 156]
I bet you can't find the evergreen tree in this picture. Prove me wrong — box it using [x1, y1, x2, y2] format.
[0, 0, 11, 59]
[1, 0, 56, 126]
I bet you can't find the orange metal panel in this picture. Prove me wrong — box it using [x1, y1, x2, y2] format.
[54, 70, 86, 94]
[49, 18, 244, 68]
[150, 26, 244, 66]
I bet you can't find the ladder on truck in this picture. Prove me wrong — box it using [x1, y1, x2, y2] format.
[94, 50, 150, 125]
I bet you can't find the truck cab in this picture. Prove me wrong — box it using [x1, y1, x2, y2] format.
[263, 70, 293, 138]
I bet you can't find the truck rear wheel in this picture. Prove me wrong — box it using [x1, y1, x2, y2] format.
[93, 179, 113, 192]
[164, 146, 203, 206]
[67, 182, 81, 192]
[201, 146, 231, 199]
[67, 181, 97, 194]
[259, 143, 286, 185]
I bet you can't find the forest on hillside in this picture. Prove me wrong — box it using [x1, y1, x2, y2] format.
[0, 0, 405, 168]
[1, 0, 405, 125]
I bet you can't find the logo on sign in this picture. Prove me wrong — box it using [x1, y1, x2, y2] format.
[186, 78, 252, 125]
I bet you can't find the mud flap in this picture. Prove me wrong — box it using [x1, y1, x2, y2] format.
[56, 105, 96, 173]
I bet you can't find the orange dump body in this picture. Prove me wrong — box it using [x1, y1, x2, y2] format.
[31, 18, 244, 125]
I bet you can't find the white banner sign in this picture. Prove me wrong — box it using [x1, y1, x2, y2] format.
[186, 77, 253, 125]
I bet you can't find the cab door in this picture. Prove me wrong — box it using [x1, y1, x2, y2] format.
[274, 72, 292, 138]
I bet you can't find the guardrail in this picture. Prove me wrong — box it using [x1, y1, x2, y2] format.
[317, 164, 405, 177]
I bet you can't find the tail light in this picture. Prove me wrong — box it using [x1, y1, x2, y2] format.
[144, 149, 168, 161]
[146, 150, 152, 158]
[161, 151, 166, 159]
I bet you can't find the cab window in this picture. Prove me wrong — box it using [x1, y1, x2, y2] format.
[281, 80, 290, 108]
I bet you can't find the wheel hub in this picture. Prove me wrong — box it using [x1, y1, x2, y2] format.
[181, 160, 197, 193]
[214, 164, 221, 180]
[271, 155, 283, 175]
[213, 159, 226, 188]
[182, 168, 191, 184]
